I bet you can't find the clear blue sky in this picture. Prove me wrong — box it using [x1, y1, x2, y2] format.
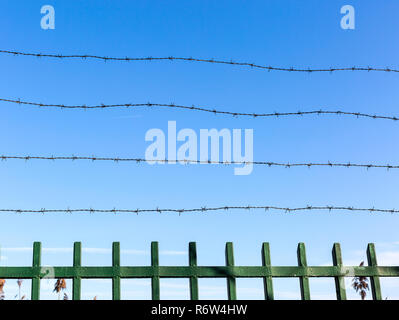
[0, 0, 399, 300]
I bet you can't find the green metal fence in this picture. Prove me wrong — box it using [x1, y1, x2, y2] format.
[0, 242, 398, 300]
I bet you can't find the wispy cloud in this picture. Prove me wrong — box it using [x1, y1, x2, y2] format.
[320, 243, 399, 267]
[375, 251, 399, 266]
[159, 250, 186, 256]
[0, 247, 185, 256]
[1, 247, 33, 252]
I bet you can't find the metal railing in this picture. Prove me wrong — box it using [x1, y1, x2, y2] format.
[1, 242, 398, 300]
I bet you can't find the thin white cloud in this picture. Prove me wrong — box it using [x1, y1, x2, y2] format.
[45, 248, 72, 253]
[321, 248, 399, 267]
[159, 282, 189, 289]
[160, 250, 186, 256]
[82, 248, 111, 254]
[122, 249, 147, 255]
[0, 247, 184, 256]
[272, 291, 301, 300]
[374, 241, 399, 248]
[376, 251, 399, 266]
[380, 278, 399, 289]
[1, 247, 32, 252]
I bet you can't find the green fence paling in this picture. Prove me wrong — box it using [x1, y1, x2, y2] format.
[0, 242, 398, 300]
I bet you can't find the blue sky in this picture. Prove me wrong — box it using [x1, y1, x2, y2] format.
[0, 0, 399, 299]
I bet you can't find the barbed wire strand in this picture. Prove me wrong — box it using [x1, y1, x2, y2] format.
[0, 206, 397, 214]
[0, 50, 398, 73]
[1, 98, 398, 121]
[1, 155, 399, 170]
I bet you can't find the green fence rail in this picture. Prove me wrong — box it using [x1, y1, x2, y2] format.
[1, 242, 398, 300]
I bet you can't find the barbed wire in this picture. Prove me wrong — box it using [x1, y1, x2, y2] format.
[1, 98, 398, 121]
[0, 205, 397, 214]
[1, 155, 399, 170]
[1, 49, 398, 73]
